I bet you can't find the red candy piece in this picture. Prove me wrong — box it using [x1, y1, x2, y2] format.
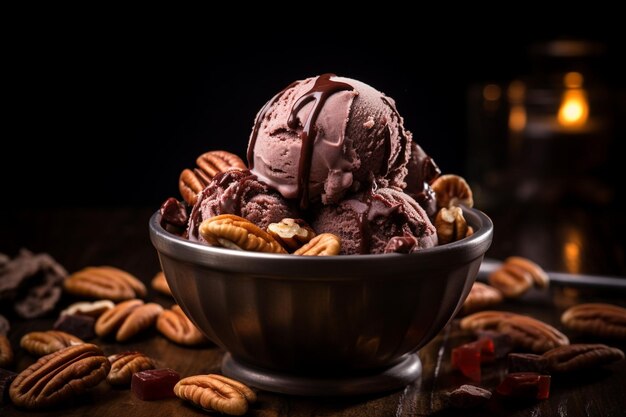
[131, 368, 180, 401]
[452, 339, 495, 381]
[496, 372, 551, 400]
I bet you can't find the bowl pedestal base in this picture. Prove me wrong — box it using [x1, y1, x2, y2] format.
[221, 353, 422, 396]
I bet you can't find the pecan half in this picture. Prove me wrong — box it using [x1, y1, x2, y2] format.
[9, 343, 110, 409]
[461, 311, 569, 353]
[431, 174, 474, 209]
[435, 207, 472, 245]
[293, 233, 341, 256]
[151, 271, 172, 296]
[179, 151, 246, 206]
[157, 305, 207, 346]
[199, 214, 287, 253]
[174, 374, 256, 416]
[267, 218, 316, 252]
[95, 299, 141, 337]
[543, 344, 624, 373]
[116, 303, 163, 342]
[107, 351, 156, 386]
[462, 282, 503, 314]
[60, 299, 115, 318]
[20, 331, 83, 356]
[505, 256, 549, 288]
[561, 303, 626, 339]
[0, 335, 13, 368]
[488, 263, 533, 298]
[64, 266, 146, 301]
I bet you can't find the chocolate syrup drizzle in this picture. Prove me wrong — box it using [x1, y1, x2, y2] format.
[286, 74, 354, 209]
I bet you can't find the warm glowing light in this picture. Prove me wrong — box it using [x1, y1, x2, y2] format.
[558, 72, 589, 128]
[509, 105, 527, 132]
[563, 227, 583, 274]
[507, 80, 526, 103]
[483, 84, 501, 101]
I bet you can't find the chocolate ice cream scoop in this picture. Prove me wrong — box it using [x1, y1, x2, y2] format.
[187, 169, 298, 243]
[248, 74, 411, 208]
[312, 186, 437, 255]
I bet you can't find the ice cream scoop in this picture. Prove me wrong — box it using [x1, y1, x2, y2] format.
[312, 186, 437, 255]
[247, 74, 411, 208]
[187, 169, 298, 243]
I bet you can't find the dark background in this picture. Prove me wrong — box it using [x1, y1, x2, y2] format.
[3, 28, 624, 207]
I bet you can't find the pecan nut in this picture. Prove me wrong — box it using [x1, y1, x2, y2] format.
[293, 233, 341, 256]
[95, 299, 160, 342]
[20, 330, 84, 356]
[63, 266, 147, 301]
[157, 305, 207, 346]
[199, 214, 287, 253]
[179, 151, 246, 206]
[151, 271, 172, 296]
[488, 264, 533, 298]
[267, 218, 316, 252]
[462, 282, 503, 314]
[431, 174, 474, 209]
[9, 343, 110, 409]
[0, 335, 13, 368]
[543, 344, 624, 373]
[61, 299, 115, 318]
[505, 256, 549, 288]
[435, 207, 472, 245]
[461, 311, 569, 353]
[174, 374, 256, 416]
[561, 303, 626, 339]
[107, 351, 156, 386]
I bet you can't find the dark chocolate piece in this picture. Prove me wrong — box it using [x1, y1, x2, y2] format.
[447, 384, 492, 408]
[508, 353, 549, 373]
[54, 314, 96, 340]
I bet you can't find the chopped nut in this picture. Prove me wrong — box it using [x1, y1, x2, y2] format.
[294, 233, 341, 256]
[199, 214, 287, 254]
[431, 174, 474, 209]
[174, 374, 256, 416]
[435, 207, 470, 245]
[267, 218, 316, 251]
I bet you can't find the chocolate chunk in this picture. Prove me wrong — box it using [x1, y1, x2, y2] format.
[0, 315, 9, 336]
[54, 314, 96, 340]
[0, 368, 17, 404]
[131, 368, 180, 401]
[508, 353, 549, 373]
[160, 198, 189, 235]
[0, 249, 67, 319]
[447, 384, 492, 408]
[477, 330, 513, 359]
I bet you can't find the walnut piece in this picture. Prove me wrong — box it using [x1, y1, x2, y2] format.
[174, 374, 256, 416]
[9, 343, 110, 409]
[199, 214, 287, 254]
[435, 207, 472, 245]
[267, 218, 316, 252]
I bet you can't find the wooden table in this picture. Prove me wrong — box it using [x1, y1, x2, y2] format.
[1, 208, 625, 417]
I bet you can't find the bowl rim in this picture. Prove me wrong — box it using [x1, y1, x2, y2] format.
[149, 207, 493, 277]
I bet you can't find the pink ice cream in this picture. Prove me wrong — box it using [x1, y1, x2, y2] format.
[312, 187, 438, 255]
[247, 74, 411, 208]
[187, 169, 298, 243]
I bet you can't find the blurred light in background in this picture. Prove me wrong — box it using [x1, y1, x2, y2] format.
[558, 72, 589, 129]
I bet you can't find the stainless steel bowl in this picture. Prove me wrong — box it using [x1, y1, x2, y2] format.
[149, 208, 493, 395]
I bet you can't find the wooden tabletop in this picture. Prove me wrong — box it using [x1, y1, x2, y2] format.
[1, 207, 625, 417]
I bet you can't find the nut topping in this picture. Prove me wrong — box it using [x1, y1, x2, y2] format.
[543, 344, 624, 373]
[151, 271, 172, 296]
[157, 305, 207, 346]
[60, 299, 115, 318]
[95, 299, 160, 342]
[179, 151, 247, 205]
[462, 282, 503, 314]
[435, 207, 472, 245]
[20, 330, 84, 356]
[461, 311, 569, 353]
[488, 264, 533, 298]
[561, 303, 626, 339]
[199, 214, 287, 253]
[107, 351, 156, 386]
[9, 343, 110, 409]
[174, 374, 256, 416]
[267, 218, 316, 251]
[293, 233, 341, 256]
[64, 266, 146, 301]
[505, 256, 549, 288]
[431, 174, 474, 209]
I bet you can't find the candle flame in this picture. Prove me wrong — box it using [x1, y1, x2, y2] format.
[557, 72, 589, 128]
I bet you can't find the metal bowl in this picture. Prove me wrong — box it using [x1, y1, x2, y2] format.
[149, 208, 493, 395]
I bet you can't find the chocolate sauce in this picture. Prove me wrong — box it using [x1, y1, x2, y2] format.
[247, 81, 298, 169]
[355, 187, 400, 254]
[287, 74, 354, 209]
